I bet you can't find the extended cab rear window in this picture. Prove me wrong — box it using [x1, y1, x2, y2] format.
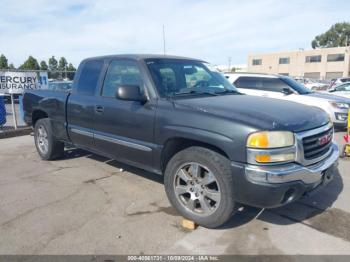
[76, 60, 104, 96]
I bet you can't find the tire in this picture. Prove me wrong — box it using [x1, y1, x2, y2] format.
[34, 118, 64, 160]
[164, 146, 237, 228]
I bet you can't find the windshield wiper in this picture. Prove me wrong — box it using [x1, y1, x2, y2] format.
[215, 90, 241, 95]
[174, 90, 219, 96]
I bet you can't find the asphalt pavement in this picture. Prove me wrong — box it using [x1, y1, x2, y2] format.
[0, 132, 349, 255]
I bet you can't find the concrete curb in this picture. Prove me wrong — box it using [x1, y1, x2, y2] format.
[0, 127, 32, 139]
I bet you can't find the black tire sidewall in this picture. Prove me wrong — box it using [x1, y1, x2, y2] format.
[34, 118, 55, 160]
[164, 147, 236, 228]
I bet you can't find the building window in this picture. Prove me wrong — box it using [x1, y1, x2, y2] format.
[252, 59, 262, 66]
[327, 54, 345, 62]
[304, 72, 321, 79]
[325, 72, 343, 79]
[279, 57, 290, 64]
[305, 55, 321, 63]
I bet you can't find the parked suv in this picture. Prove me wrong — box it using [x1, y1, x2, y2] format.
[23, 55, 338, 228]
[225, 73, 350, 128]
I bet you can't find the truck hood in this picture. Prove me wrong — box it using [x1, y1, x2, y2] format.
[174, 95, 329, 132]
[305, 92, 350, 103]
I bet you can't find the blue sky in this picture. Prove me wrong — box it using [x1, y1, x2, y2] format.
[0, 0, 349, 67]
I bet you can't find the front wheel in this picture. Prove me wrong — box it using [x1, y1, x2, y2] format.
[164, 147, 237, 228]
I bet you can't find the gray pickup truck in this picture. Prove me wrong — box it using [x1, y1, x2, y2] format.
[23, 55, 339, 228]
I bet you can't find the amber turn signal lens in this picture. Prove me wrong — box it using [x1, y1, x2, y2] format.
[247, 133, 269, 148]
[255, 154, 271, 163]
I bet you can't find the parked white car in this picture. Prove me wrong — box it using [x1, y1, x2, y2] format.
[225, 73, 350, 128]
[329, 77, 350, 89]
[328, 82, 350, 99]
[294, 78, 328, 90]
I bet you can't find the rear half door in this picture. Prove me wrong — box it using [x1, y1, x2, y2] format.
[92, 58, 157, 170]
[67, 59, 105, 149]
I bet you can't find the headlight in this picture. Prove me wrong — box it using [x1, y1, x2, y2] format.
[330, 102, 349, 109]
[247, 131, 295, 164]
[247, 131, 294, 149]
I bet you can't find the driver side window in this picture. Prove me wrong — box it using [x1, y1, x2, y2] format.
[102, 60, 143, 98]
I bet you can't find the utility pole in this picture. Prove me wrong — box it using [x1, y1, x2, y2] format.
[162, 24, 166, 55]
[228, 57, 232, 72]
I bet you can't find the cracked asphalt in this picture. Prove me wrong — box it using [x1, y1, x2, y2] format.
[0, 132, 349, 255]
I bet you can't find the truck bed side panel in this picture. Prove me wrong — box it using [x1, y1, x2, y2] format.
[23, 90, 70, 141]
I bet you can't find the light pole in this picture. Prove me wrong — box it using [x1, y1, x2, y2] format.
[228, 57, 232, 72]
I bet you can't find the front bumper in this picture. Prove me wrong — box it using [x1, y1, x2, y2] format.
[230, 143, 339, 208]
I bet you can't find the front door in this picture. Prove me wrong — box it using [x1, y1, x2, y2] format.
[93, 59, 156, 169]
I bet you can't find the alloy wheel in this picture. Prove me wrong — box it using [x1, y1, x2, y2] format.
[173, 162, 221, 216]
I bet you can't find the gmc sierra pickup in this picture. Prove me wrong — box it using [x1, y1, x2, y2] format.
[23, 55, 339, 228]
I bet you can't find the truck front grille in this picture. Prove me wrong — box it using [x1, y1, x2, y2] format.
[302, 127, 333, 160]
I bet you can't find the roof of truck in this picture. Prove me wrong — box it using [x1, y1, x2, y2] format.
[83, 54, 204, 62]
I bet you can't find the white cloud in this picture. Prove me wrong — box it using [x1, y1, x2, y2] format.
[0, 0, 349, 67]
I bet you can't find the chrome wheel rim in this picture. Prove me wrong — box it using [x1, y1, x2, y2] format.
[37, 125, 49, 154]
[173, 162, 221, 216]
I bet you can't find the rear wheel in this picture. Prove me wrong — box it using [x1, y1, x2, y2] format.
[34, 118, 64, 160]
[164, 146, 237, 228]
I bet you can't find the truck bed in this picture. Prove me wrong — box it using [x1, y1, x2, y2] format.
[23, 89, 70, 141]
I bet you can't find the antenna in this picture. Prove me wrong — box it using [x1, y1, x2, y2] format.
[162, 24, 166, 55]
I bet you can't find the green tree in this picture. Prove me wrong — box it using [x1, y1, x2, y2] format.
[48, 56, 58, 71]
[40, 60, 48, 70]
[48, 56, 58, 79]
[58, 57, 68, 70]
[67, 63, 76, 71]
[312, 22, 350, 49]
[0, 54, 9, 69]
[58, 57, 68, 79]
[8, 63, 15, 70]
[19, 56, 40, 70]
[67, 63, 76, 80]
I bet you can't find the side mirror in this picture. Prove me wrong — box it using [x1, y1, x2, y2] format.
[282, 87, 293, 95]
[116, 85, 147, 103]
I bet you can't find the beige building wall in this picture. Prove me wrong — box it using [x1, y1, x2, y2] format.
[248, 47, 350, 80]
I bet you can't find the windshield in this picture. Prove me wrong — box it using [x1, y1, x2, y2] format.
[281, 77, 313, 95]
[145, 59, 238, 98]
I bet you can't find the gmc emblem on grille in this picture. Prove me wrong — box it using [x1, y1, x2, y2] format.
[318, 133, 332, 145]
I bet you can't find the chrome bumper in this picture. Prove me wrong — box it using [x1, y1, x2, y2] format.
[244, 143, 339, 184]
